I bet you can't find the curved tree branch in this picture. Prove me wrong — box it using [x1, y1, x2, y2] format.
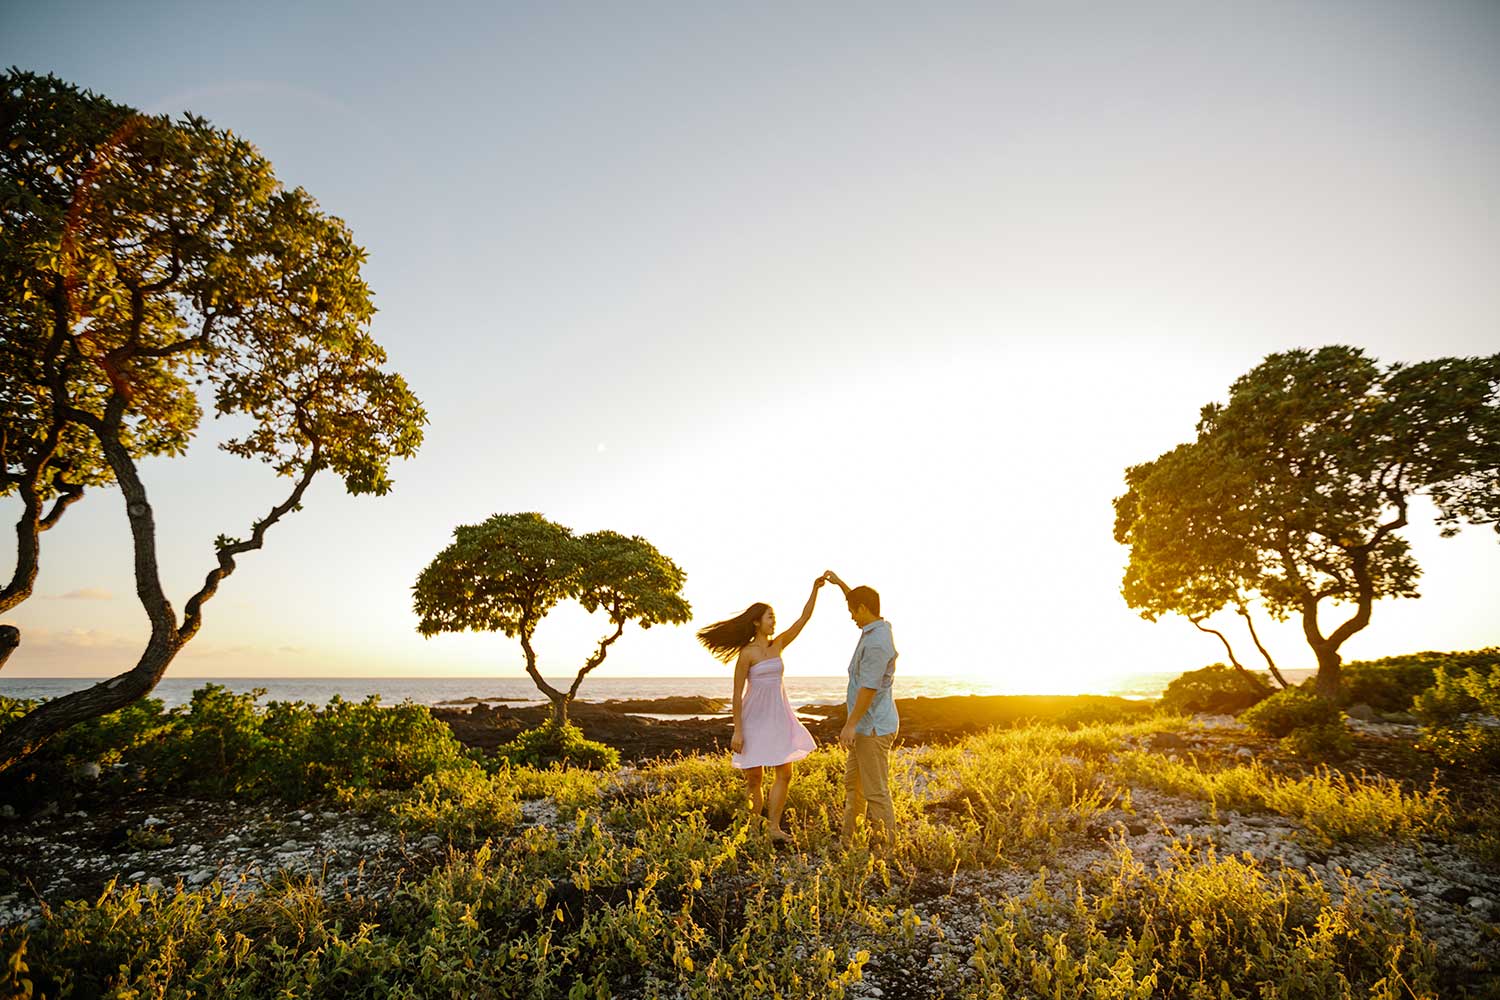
[567, 612, 628, 703]
[1189, 615, 1266, 694]
[1235, 604, 1289, 689]
[178, 441, 322, 643]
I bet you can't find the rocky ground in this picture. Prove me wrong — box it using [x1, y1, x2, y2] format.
[2, 708, 1498, 993]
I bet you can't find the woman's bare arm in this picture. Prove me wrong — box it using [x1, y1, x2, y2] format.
[773, 576, 824, 651]
[731, 650, 749, 753]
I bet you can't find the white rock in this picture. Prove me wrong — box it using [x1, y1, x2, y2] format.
[143, 816, 167, 827]
[1469, 897, 1491, 912]
[129, 870, 146, 880]
[146, 877, 163, 889]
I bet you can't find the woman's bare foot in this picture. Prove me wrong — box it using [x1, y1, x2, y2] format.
[768, 827, 793, 845]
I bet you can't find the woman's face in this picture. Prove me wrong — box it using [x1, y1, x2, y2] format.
[758, 607, 776, 637]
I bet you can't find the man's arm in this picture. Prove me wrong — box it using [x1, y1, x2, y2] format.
[840, 686, 877, 748]
[823, 569, 851, 600]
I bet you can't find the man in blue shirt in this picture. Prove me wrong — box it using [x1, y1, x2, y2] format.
[824, 570, 898, 849]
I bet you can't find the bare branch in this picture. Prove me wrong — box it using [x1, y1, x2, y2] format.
[1235, 603, 1289, 689]
[1188, 616, 1266, 694]
[178, 442, 322, 643]
[567, 611, 628, 703]
[39, 479, 84, 530]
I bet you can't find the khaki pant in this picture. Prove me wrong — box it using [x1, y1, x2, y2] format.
[842, 732, 896, 847]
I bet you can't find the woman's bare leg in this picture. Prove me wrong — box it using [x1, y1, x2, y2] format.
[744, 767, 764, 821]
[767, 763, 793, 842]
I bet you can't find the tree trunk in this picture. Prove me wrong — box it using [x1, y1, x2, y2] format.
[1312, 644, 1343, 697]
[0, 626, 19, 671]
[1305, 542, 1383, 700]
[518, 629, 568, 728]
[0, 405, 317, 775]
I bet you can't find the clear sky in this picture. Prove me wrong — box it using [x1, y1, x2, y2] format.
[3, 1, 1498, 692]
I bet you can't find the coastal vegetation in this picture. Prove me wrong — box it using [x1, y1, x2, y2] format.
[0, 69, 425, 773]
[1, 649, 1497, 997]
[2, 66, 1496, 1000]
[1114, 346, 1500, 696]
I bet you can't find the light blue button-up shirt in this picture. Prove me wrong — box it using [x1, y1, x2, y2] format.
[846, 619, 899, 736]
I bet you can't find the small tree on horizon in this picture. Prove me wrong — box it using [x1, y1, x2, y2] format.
[1114, 346, 1500, 697]
[412, 512, 691, 727]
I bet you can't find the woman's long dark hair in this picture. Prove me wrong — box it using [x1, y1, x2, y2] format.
[696, 602, 769, 664]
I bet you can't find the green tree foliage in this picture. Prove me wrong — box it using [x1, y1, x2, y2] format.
[413, 512, 691, 726]
[1115, 347, 1500, 696]
[0, 71, 425, 771]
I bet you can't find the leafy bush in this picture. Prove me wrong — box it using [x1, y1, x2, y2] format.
[0, 696, 38, 731]
[0, 695, 174, 808]
[508, 762, 608, 813]
[496, 722, 620, 771]
[385, 766, 521, 845]
[38, 696, 174, 769]
[1280, 721, 1354, 762]
[1159, 663, 1272, 715]
[1414, 659, 1500, 768]
[1341, 647, 1500, 713]
[1240, 685, 1343, 738]
[1, 685, 474, 806]
[969, 842, 1438, 999]
[140, 685, 268, 796]
[257, 694, 473, 800]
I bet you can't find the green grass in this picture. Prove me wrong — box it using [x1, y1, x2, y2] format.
[1112, 751, 1453, 845]
[970, 841, 1439, 999]
[2, 707, 1487, 999]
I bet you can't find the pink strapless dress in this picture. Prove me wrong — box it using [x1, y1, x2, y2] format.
[733, 656, 816, 769]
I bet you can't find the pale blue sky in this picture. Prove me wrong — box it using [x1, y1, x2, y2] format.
[3, 1, 1498, 689]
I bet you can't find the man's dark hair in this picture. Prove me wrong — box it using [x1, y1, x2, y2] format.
[846, 585, 880, 617]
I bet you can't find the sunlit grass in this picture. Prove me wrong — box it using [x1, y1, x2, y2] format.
[1112, 750, 1453, 844]
[970, 841, 1439, 999]
[4, 715, 1476, 999]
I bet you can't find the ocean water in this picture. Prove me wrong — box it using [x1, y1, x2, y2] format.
[0, 669, 1314, 713]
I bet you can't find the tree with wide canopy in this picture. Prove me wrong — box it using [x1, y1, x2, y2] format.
[1115, 346, 1500, 695]
[412, 512, 691, 726]
[0, 71, 425, 772]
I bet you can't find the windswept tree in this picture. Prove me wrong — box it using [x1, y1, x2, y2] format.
[0, 71, 425, 772]
[412, 512, 691, 726]
[1115, 346, 1500, 696]
[1113, 440, 1288, 693]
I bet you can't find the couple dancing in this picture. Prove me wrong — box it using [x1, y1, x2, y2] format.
[696, 570, 898, 848]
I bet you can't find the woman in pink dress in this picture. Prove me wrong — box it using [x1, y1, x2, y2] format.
[696, 576, 824, 844]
